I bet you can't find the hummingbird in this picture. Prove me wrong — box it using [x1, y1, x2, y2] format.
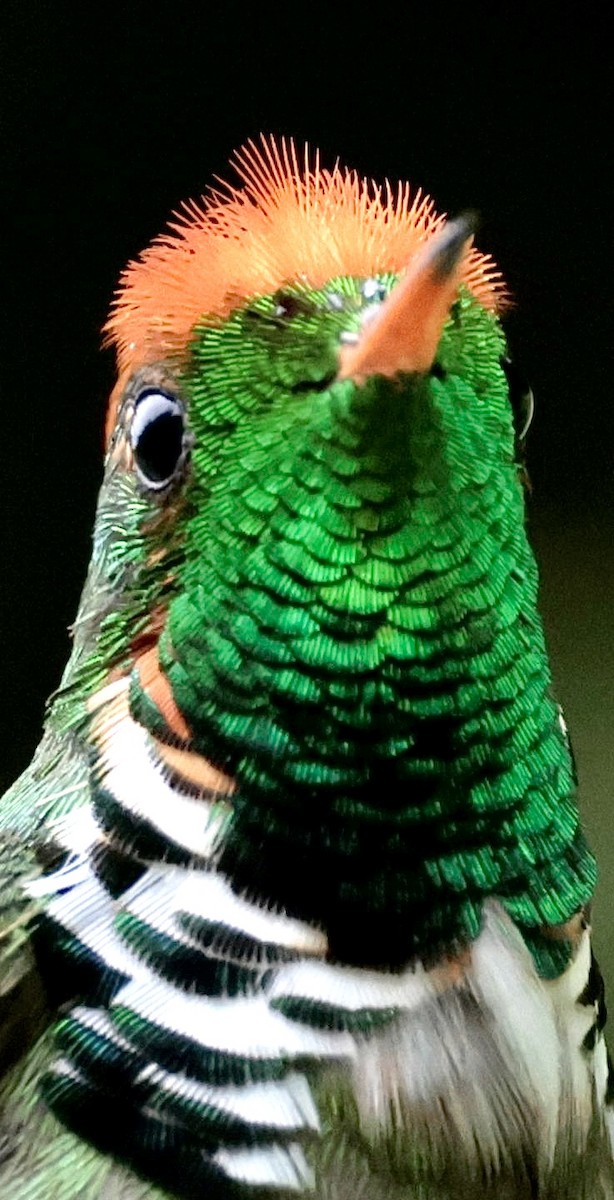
[0, 137, 612, 1199]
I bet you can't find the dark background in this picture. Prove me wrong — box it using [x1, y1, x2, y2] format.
[2, 7, 613, 970]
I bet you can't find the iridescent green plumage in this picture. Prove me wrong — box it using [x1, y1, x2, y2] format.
[138, 280, 595, 965]
[0, 142, 611, 1199]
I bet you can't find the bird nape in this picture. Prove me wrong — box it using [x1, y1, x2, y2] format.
[0, 136, 612, 1200]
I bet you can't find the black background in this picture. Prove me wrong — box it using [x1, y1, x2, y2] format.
[1, 5, 613, 963]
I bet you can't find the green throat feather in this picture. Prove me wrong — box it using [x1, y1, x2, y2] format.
[118, 277, 595, 966]
[0, 141, 606, 1200]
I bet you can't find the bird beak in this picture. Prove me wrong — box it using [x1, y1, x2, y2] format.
[338, 214, 476, 384]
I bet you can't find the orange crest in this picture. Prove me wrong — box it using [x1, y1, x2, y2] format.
[104, 135, 506, 379]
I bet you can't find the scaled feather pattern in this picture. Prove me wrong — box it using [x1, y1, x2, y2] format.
[0, 136, 612, 1200]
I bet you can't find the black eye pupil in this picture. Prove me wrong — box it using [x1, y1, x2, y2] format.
[131, 391, 186, 487]
[135, 410, 184, 482]
[272, 291, 314, 319]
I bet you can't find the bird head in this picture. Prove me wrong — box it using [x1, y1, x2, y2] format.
[57, 137, 593, 967]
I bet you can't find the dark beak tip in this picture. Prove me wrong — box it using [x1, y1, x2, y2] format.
[432, 210, 480, 281]
[456, 209, 480, 237]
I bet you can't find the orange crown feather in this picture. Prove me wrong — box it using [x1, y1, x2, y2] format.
[104, 135, 506, 382]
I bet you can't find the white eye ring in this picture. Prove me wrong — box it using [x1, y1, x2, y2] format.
[130, 389, 188, 490]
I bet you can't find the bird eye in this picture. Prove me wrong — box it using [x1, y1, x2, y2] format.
[501, 355, 535, 443]
[130, 389, 188, 490]
[272, 291, 316, 319]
